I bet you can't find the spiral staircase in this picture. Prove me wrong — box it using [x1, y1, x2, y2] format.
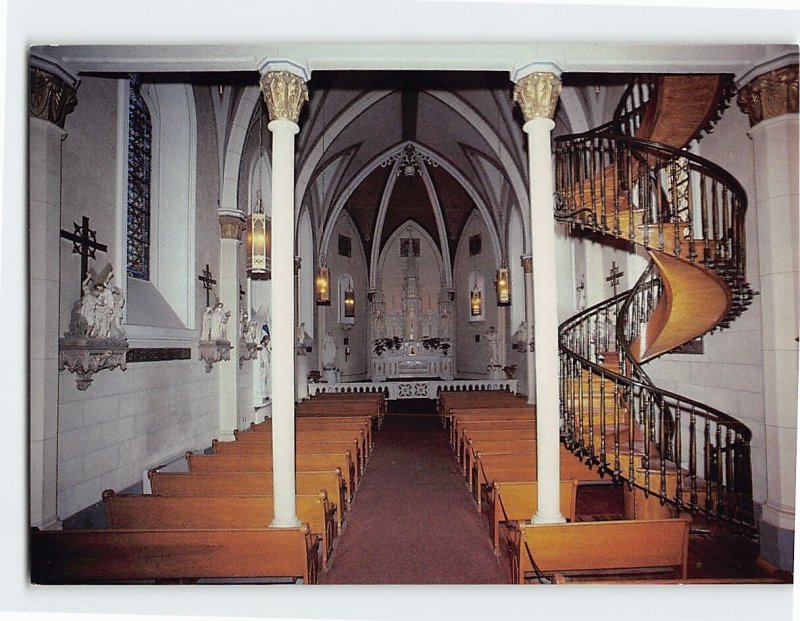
[555, 76, 758, 529]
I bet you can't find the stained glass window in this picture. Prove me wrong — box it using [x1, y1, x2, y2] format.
[126, 74, 152, 280]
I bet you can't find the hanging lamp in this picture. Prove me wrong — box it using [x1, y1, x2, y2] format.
[496, 264, 511, 306]
[245, 104, 270, 279]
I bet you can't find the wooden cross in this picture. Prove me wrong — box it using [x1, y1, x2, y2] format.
[198, 264, 216, 307]
[60, 216, 107, 294]
[606, 261, 624, 297]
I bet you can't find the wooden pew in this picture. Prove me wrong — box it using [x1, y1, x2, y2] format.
[213, 437, 365, 475]
[471, 448, 594, 509]
[305, 392, 386, 425]
[459, 427, 536, 469]
[488, 480, 578, 554]
[233, 429, 367, 472]
[249, 418, 372, 455]
[185, 451, 357, 501]
[103, 489, 337, 568]
[450, 407, 535, 448]
[297, 399, 384, 429]
[463, 439, 537, 476]
[439, 392, 526, 428]
[148, 469, 347, 528]
[30, 525, 318, 584]
[507, 516, 692, 583]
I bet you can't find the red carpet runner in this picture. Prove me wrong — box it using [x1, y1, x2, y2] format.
[321, 413, 507, 584]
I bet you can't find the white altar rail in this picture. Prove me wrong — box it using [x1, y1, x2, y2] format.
[307, 379, 518, 401]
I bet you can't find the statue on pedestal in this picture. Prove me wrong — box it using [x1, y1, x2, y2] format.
[486, 325, 500, 368]
[322, 330, 337, 370]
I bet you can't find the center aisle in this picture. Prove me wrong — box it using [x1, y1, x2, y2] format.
[320, 410, 507, 584]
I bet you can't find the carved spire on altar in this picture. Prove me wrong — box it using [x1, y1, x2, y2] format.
[401, 246, 422, 342]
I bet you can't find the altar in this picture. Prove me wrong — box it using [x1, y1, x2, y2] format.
[370, 347, 454, 381]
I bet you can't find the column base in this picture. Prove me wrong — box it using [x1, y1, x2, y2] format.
[759, 504, 795, 572]
[532, 509, 566, 524]
[270, 517, 302, 528]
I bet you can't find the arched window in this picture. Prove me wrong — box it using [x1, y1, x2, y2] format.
[126, 74, 152, 280]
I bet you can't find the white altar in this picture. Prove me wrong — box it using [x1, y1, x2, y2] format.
[368, 232, 455, 381]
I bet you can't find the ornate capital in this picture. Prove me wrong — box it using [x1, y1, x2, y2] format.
[219, 213, 245, 240]
[521, 256, 533, 274]
[29, 66, 78, 128]
[513, 72, 562, 122]
[259, 71, 309, 123]
[737, 64, 798, 127]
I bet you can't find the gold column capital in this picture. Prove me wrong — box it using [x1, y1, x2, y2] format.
[737, 64, 798, 127]
[29, 66, 78, 128]
[259, 71, 309, 123]
[220, 212, 245, 241]
[513, 72, 562, 122]
[521, 256, 533, 274]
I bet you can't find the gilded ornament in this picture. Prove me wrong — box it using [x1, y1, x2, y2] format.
[521, 256, 533, 274]
[513, 72, 562, 122]
[29, 66, 78, 127]
[737, 64, 798, 126]
[219, 214, 245, 240]
[259, 71, 309, 123]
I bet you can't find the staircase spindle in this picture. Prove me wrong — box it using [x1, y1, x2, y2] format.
[711, 179, 720, 264]
[721, 187, 731, 263]
[686, 167, 697, 262]
[700, 173, 710, 264]
[674, 407, 683, 510]
[689, 407, 698, 510]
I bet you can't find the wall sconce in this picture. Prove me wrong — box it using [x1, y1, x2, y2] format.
[496, 265, 511, 306]
[470, 283, 483, 317]
[315, 263, 331, 305]
[245, 196, 270, 279]
[343, 278, 355, 318]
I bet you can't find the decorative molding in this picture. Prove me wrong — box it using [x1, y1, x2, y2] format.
[59, 339, 128, 390]
[513, 72, 562, 122]
[737, 64, 799, 127]
[259, 71, 309, 123]
[199, 340, 232, 373]
[219, 212, 245, 240]
[29, 66, 78, 128]
[127, 347, 191, 363]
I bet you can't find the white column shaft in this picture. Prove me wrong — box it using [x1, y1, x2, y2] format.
[524, 265, 536, 404]
[218, 238, 240, 438]
[269, 119, 300, 527]
[525, 117, 565, 524]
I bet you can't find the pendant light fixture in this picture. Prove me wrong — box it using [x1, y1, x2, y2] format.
[343, 276, 355, 318]
[245, 102, 271, 279]
[496, 263, 511, 306]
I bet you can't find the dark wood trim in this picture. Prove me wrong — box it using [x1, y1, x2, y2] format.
[126, 347, 191, 363]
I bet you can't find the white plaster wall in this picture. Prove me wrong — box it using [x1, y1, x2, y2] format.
[454, 211, 499, 377]
[52, 77, 227, 522]
[642, 104, 769, 506]
[323, 214, 369, 379]
[57, 360, 220, 519]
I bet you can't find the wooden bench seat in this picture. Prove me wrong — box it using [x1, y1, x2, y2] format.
[30, 525, 318, 584]
[463, 439, 537, 475]
[249, 418, 372, 454]
[488, 480, 578, 554]
[507, 516, 692, 583]
[103, 489, 337, 568]
[148, 469, 347, 527]
[213, 437, 365, 475]
[297, 400, 384, 429]
[459, 427, 536, 468]
[438, 390, 524, 426]
[450, 407, 535, 447]
[186, 451, 357, 501]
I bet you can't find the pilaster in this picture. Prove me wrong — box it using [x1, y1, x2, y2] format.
[218, 210, 245, 440]
[29, 54, 80, 529]
[737, 59, 799, 572]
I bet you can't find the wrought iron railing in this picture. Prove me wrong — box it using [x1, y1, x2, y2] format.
[555, 78, 756, 528]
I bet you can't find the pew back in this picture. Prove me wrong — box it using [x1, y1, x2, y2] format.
[30, 525, 318, 584]
[508, 516, 692, 583]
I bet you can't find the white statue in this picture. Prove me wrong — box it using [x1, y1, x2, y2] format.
[513, 320, 527, 351]
[209, 302, 230, 341]
[110, 286, 126, 340]
[322, 330, 337, 370]
[485, 325, 500, 367]
[201, 306, 213, 341]
[241, 310, 257, 345]
[258, 333, 271, 399]
[69, 265, 127, 341]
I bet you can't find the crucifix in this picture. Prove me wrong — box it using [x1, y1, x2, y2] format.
[60, 216, 108, 295]
[239, 282, 246, 301]
[198, 264, 217, 307]
[606, 261, 624, 297]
